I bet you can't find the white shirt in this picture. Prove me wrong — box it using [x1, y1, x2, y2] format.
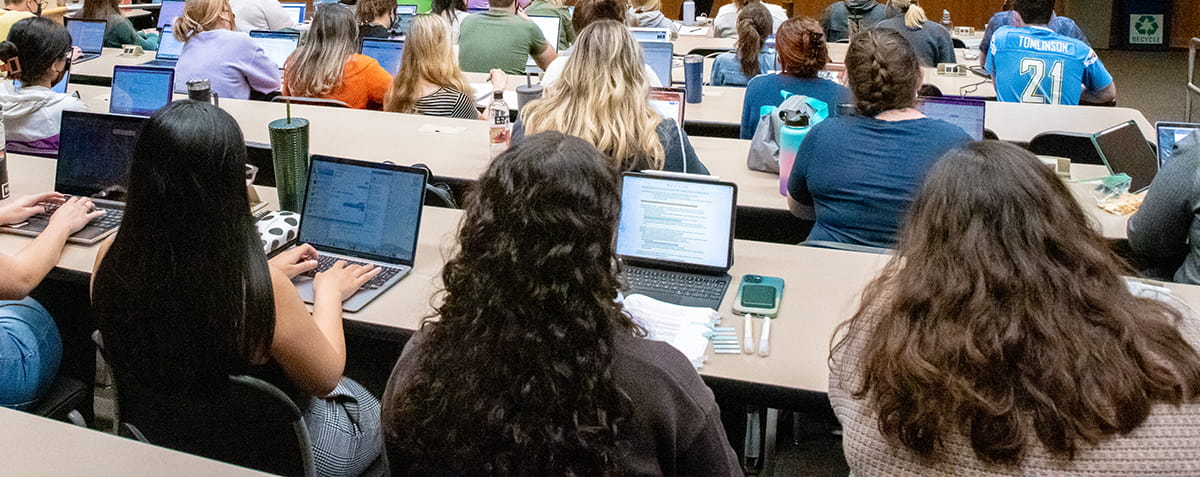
[540, 49, 664, 88]
[712, 3, 787, 38]
[229, 0, 296, 32]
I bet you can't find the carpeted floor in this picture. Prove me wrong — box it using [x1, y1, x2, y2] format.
[1097, 48, 1193, 124]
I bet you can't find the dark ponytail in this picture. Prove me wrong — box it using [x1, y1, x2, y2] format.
[734, 1, 772, 78]
[845, 29, 920, 117]
[5, 17, 72, 86]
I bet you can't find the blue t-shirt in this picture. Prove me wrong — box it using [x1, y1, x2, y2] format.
[740, 74, 849, 139]
[788, 115, 971, 248]
[985, 26, 1113, 105]
[979, 11, 1089, 58]
[710, 49, 779, 87]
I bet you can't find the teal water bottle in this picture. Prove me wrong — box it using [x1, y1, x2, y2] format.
[777, 111, 811, 196]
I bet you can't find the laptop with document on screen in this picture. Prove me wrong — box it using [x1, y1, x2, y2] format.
[143, 26, 184, 67]
[1092, 120, 1159, 193]
[629, 27, 670, 41]
[1156, 122, 1200, 167]
[616, 172, 737, 310]
[249, 30, 301, 70]
[110, 65, 175, 117]
[66, 18, 106, 63]
[291, 155, 429, 312]
[639, 40, 673, 86]
[0, 111, 147, 244]
[916, 96, 986, 141]
[649, 87, 685, 125]
[526, 15, 559, 70]
[391, 4, 418, 35]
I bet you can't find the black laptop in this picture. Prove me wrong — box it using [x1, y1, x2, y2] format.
[65, 18, 106, 63]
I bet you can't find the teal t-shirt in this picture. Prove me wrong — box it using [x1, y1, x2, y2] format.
[458, 10, 548, 75]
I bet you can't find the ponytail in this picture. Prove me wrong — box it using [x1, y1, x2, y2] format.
[0, 41, 19, 81]
[734, 1, 772, 78]
[904, 0, 927, 29]
[173, 0, 229, 42]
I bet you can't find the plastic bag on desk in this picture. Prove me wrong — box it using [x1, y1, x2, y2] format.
[1078, 173, 1144, 215]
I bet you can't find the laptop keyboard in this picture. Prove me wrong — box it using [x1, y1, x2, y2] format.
[34, 203, 124, 230]
[622, 267, 727, 302]
[300, 255, 402, 290]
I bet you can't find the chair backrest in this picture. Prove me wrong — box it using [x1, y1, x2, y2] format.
[271, 96, 351, 108]
[1028, 131, 1104, 165]
[952, 37, 967, 49]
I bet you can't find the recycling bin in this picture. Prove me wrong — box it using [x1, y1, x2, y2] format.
[1118, 0, 1172, 50]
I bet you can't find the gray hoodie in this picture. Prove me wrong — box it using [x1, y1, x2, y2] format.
[821, 0, 887, 42]
[627, 7, 679, 32]
[0, 80, 88, 155]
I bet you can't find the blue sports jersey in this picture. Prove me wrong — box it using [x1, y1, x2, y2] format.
[985, 26, 1113, 105]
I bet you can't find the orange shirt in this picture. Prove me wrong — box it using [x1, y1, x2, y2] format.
[283, 54, 392, 110]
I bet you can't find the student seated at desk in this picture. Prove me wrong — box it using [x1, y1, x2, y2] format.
[627, 0, 676, 32]
[740, 16, 848, 139]
[787, 29, 969, 248]
[79, 0, 159, 50]
[229, 0, 297, 32]
[356, 0, 394, 40]
[979, 0, 1088, 67]
[431, 0, 469, 44]
[872, 0, 954, 68]
[457, 0, 556, 75]
[524, 0, 574, 51]
[283, 5, 392, 109]
[713, 0, 786, 38]
[820, 0, 886, 43]
[384, 15, 497, 119]
[540, 0, 661, 88]
[0, 194, 100, 411]
[1129, 131, 1200, 285]
[172, 0, 281, 100]
[0, 0, 38, 41]
[515, 21, 708, 174]
[92, 101, 382, 477]
[0, 17, 88, 155]
[710, 2, 777, 87]
[830, 141, 1200, 475]
[382, 131, 742, 476]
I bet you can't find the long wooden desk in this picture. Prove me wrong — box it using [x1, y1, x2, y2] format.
[0, 407, 272, 476]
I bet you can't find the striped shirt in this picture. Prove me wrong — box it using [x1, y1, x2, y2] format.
[413, 87, 479, 120]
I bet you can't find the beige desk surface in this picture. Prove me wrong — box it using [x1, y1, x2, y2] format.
[0, 407, 272, 477]
[70, 48, 154, 79]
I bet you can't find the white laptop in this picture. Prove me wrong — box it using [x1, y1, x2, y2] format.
[629, 27, 670, 41]
[639, 40, 673, 86]
[279, 2, 307, 24]
[249, 30, 301, 70]
[526, 15, 559, 71]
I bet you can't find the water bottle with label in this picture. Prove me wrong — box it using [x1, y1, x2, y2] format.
[488, 91, 511, 158]
[941, 10, 952, 31]
[778, 111, 811, 196]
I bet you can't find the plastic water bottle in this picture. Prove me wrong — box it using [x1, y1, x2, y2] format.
[941, 10, 952, 31]
[488, 91, 511, 158]
[777, 111, 811, 196]
[682, 0, 696, 26]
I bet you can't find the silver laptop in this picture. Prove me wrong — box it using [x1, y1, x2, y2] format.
[639, 40, 673, 86]
[143, 26, 184, 67]
[65, 18, 106, 63]
[629, 27, 670, 42]
[526, 15, 559, 71]
[1092, 120, 1158, 193]
[0, 111, 147, 244]
[616, 172, 737, 310]
[1156, 121, 1200, 167]
[292, 155, 428, 312]
[916, 96, 986, 141]
[157, 0, 185, 29]
[249, 30, 301, 70]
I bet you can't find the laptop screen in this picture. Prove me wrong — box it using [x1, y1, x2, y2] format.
[360, 38, 404, 75]
[1093, 120, 1158, 192]
[156, 26, 184, 60]
[157, 0, 185, 29]
[111, 66, 175, 117]
[66, 19, 106, 54]
[629, 27, 670, 41]
[640, 40, 673, 86]
[299, 156, 428, 264]
[649, 87, 685, 125]
[249, 31, 300, 69]
[527, 15, 559, 68]
[616, 173, 736, 270]
[56, 111, 147, 200]
[280, 3, 306, 23]
[916, 96, 986, 141]
[1157, 122, 1200, 166]
[395, 4, 418, 15]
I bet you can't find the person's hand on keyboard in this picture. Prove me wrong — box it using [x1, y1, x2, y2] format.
[313, 261, 381, 302]
[269, 243, 320, 279]
[45, 196, 105, 234]
[0, 192, 67, 226]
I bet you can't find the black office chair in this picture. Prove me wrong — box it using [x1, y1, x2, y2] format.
[29, 376, 88, 427]
[952, 38, 967, 49]
[1028, 131, 1104, 165]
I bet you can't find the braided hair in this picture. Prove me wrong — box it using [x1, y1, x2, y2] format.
[844, 29, 920, 117]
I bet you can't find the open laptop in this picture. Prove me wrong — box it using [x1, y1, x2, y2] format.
[916, 96, 986, 141]
[142, 26, 184, 67]
[292, 155, 429, 312]
[527, 15, 559, 71]
[359, 38, 404, 75]
[249, 30, 301, 70]
[110, 65, 175, 117]
[157, 0, 185, 29]
[1156, 122, 1200, 167]
[0, 111, 146, 244]
[649, 87, 685, 125]
[639, 40, 673, 86]
[616, 172, 737, 310]
[390, 4, 418, 36]
[629, 27, 670, 42]
[280, 2, 307, 24]
[1092, 120, 1158, 193]
[65, 18, 106, 63]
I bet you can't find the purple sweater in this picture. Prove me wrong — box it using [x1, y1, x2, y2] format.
[173, 29, 280, 100]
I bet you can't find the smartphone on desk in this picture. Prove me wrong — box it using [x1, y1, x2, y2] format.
[732, 274, 784, 317]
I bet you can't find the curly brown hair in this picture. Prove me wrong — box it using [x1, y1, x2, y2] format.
[383, 131, 644, 476]
[835, 141, 1200, 466]
[844, 28, 920, 116]
[776, 16, 828, 78]
[356, 0, 393, 24]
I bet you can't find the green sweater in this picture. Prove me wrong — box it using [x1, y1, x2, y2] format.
[104, 13, 159, 50]
[522, 0, 574, 51]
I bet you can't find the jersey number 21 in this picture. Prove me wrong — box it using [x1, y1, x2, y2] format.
[1020, 58, 1064, 104]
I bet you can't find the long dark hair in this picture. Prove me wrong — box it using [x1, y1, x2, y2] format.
[776, 16, 828, 78]
[384, 131, 641, 476]
[0, 17, 72, 87]
[834, 141, 1200, 465]
[80, 0, 121, 20]
[734, 1, 772, 78]
[844, 28, 920, 117]
[571, 0, 624, 33]
[93, 100, 275, 394]
[431, 0, 466, 23]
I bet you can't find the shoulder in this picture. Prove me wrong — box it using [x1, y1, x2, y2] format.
[715, 3, 736, 16]
[913, 117, 971, 139]
[655, 118, 681, 138]
[609, 332, 712, 410]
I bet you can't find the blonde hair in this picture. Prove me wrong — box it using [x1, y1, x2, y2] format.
[889, 0, 928, 29]
[173, 0, 232, 42]
[520, 20, 664, 171]
[283, 4, 359, 97]
[383, 15, 473, 114]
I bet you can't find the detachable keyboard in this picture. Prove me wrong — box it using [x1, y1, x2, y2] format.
[300, 255, 402, 289]
[34, 203, 124, 230]
[622, 267, 730, 308]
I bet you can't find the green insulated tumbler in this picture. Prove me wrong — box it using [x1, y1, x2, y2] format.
[269, 117, 310, 212]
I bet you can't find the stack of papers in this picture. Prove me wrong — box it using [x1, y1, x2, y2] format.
[623, 294, 720, 368]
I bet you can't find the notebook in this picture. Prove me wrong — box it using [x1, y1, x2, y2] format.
[65, 18, 106, 63]
[359, 38, 404, 75]
[639, 40, 673, 86]
[0, 111, 147, 244]
[391, 4, 418, 36]
[157, 0, 185, 30]
[110, 65, 176, 117]
[649, 86, 685, 125]
[1156, 122, 1200, 167]
[249, 30, 301, 70]
[629, 27, 670, 42]
[1092, 120, 1158, 193]
[143, 26, 184, 67]
[616, 172, 737, 310]
[527, 15, 559, 70]
[280, 3, 307, 24]
[292, 155, 429, 312]
[916, 96, 986, 141]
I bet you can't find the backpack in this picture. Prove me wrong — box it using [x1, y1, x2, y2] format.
[746, 92, 830, 173]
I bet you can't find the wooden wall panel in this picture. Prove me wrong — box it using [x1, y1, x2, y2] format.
[1171, 0, 1199, 48]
